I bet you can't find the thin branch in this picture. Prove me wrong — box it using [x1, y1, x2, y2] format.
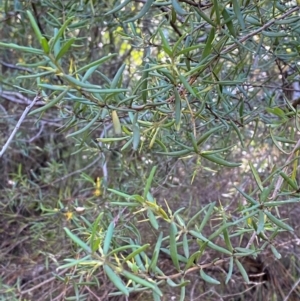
[0, 90, 45, 106]
[0, 92, 42, 158]
[0, 60, 33, 73]
[221, 7, 300, 55]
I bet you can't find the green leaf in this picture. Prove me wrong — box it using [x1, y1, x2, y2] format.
[264, 211, 293, 231]
[169, 222, 180, 270]
[279, 171, 299, 190]
[232, 0, 245, 30]
[50, 17, 75, 52]
[123, 244, 150, 262]
[235, 259, 249, 284]
[257, 211, 265, 235]
[27, 10, 43, 42]
[0, 42, 43, 55]
[103, 221, 115, 255]
[184, 251, 201, 270]
[141, 63, 150, 103]
[40, 37, 50, 54]
[67, 110, 101, 138]
[222, 8, 236, 38]
[76, 54, 117, 75]
[199, 202, 215, 232]
[235, 186, 258, 205]
[159, 29, 172, 57]
[182, 233, 189, 258]
[201, 153, 241, 167]
[226, 257, 233, 284]
[125, 0, 155, 23]
[29, 89, 69, 116]
[90, 212, 104, 252]
[147, 209, 159, 230]
[64, 227, 91, 253]
[111, 63, 126, 88]
[270, 245, 281, 259]
[105, 0, 132, 15]
[148, 232, 163, 273]
[172, 0, 188, 16]
[212, 0, 221, 26]
[200, 269, 220, 284]
[249, 162, 263, 191]
[174, 88, 181, 131]
[112, 110, 122, 135]
[103, 265, 129, 296]
[122, 270, 162, 296]
[132, 124, 140, 150]
[201, 27, 215, 60]
[55, 38, 75, 60]
[143, 166, 157, 199]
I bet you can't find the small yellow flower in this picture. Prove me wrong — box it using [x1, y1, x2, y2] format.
[64, 211, 73, 220]
[94, 177, 101, 197]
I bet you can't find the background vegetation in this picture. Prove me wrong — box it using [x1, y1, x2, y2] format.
[1, 0, 300, 300]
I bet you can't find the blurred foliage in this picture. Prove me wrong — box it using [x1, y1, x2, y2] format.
[1, 0, 300, 300]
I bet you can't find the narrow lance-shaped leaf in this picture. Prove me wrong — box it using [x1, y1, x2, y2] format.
[29, 89, 69, 116]
[141, 63, 150, 103]
[172, 0, 188, 15]
[64, 227, 91, 253]
[103, 221, 115, 255]
[50, 17, 74, 52]
[132, 124, 140, 151]
[143, 166, 157, 199]
[249, 162, 263, 191]
[122, 270, 163, 296]
[226, 257, 234, 284]
[67, 110, 101, 138]
[148, 232, 163, 272]
[125, 0, 155, 23]
[169, 222, 180, 270]
[201, 153, 241, 168]
[0, 42, 43, 55]
[27, 10, 43, 42]
[56, 38, 75, 60]
[76, 54, 117, 75]
[201, 27, 215, 60]
[174, 88, 181, 131]
[264, 211, 293, 231]
[103, 265, 129, 296]
[112, 110, 122, 135]
[222, 8, 236, 38]
[200, 269, 220, 284]
[235, 259, 249, 283]
[105, 0, 132, 15]
[123, 244, 150, 262]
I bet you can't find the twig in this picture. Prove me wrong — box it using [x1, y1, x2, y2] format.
[0, 90, 45, 106]
[0, 60, 33, 73]
[17, 268, 68, 296]
[40, 154, 102, 188]
[221, 7, 300, 55]
[0, 92, 42, 158]
[271, 137, 300, 200]
[283, 276, 300, 301]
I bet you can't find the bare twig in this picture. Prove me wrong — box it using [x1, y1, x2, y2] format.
[0, 92, 42, 158]
[221, 7, 300, 55]
[283, 276, 300, 301]
[0, 90, 45, 106]
[0, 60, 33, 73]
[271, 137, 300, 200]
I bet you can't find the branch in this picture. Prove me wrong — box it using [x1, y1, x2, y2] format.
[0, 90, 45, 106]
[221, 7, 300, 55]
[0, 61, 33, 73]
[0, 92, 42, 158]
